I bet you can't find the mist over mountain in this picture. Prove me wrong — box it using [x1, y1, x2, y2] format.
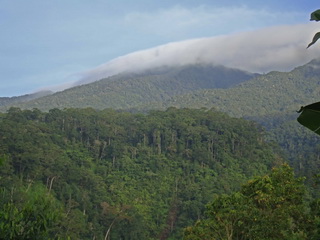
[75, 23, 319, 87]
[4, 23, 317, 96]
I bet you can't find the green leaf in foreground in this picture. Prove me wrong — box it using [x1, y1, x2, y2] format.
[297, 101, 320, 135]
[307, 32, 320, 48]
[310, 9, 320, 21]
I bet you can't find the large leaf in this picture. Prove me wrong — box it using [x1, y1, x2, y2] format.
[307, 32, 320, 48]
[297, 101, 320, 135]
[310, 9, 320, 21]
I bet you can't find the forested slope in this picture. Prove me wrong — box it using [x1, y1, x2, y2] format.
[0, 64, 256, 111]
[0, 90, 52, 108]
[2, 60, 319, 116]
[144, 59, 320, 117]
[0, 107, 279, 239]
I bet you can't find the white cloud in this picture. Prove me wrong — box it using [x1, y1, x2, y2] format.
[76, 23, 320, 85]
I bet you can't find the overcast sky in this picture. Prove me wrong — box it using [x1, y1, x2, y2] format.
[1, 0, 320, 97]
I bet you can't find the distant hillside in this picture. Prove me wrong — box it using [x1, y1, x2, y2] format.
[2, 59, 320, 120]
[141, 59, 320, 118]
[0, 90, 53, 108]
[0, 64, 257, 111]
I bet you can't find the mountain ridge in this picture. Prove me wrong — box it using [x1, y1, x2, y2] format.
[139, 59, 320, 118]
[1, 64, 257, 111]
[1, 59, 319, 119]
[0, 90, 53, 108]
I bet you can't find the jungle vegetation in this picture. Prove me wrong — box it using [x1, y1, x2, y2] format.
[0, 107, 290, 239]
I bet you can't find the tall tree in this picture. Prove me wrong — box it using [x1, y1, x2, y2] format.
[184, 164, 315, 240]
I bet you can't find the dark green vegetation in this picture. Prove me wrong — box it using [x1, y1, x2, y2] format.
[297, 10, 320, 136]
[308, 9, 320, 48]
[297, 101, 320, 135]
[184, 164, 320, 240]
[1, 107, 281, 239]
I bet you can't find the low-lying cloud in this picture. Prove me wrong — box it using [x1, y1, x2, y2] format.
[76, 23, 320, 85]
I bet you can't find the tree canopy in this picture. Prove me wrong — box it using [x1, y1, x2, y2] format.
[0, 107, 280, 239]
[184, 164, 319, 240]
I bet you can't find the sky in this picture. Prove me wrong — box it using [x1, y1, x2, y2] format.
[1, 0, 320, 97]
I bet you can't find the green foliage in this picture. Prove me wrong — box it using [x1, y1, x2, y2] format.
[0, 184, 63, 240]
[0, 107, 278, 239]
[297, 101, 320, 134]
[308, 9, 320, 48]
[297, 9, 320, 136]
[307, 32, 320, 49]
[297, 9, 320, 139]
[184, 192, 249, 240]
[2, 59, 320, 197]
[310, 9, 320, 21]
[184, 164, 316, 240]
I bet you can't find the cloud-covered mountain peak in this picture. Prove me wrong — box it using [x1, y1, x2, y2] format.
[75, 23, 320, 86]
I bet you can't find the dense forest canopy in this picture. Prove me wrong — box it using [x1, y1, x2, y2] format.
[0, 107, 286, 239]
[184, 164, 320, 240]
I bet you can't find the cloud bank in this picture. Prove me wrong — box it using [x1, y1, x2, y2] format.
[76, 23, 320, 85]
